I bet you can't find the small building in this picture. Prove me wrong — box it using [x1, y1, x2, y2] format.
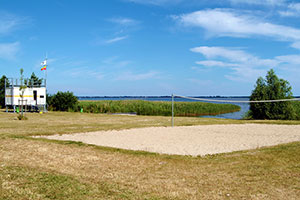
[5, 78, 47, 112]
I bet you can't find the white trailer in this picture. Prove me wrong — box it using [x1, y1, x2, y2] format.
[5, 78, 47, 112]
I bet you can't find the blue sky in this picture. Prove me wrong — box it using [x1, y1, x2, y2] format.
[1, 0, 300, 96]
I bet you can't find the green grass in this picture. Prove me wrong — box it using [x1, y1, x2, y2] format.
[77, 100, 240, 117]
[0, 111, 300, 199]
[0, 111, 245, 138]
[1, 111, 300, 138]
[0, 166, 161, 200]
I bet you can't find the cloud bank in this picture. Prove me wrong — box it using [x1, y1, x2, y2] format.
[191, 46, 300, 82]
[175, 9, 300, 49]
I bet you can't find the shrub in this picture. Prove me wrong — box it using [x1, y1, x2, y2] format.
[49, 91, 78, 111]
[249, 69, 296, 120]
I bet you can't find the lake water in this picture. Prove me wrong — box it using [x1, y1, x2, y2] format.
[78, 96, 250, 120]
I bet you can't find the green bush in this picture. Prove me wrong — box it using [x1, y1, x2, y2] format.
[292, 101, 300, 120]
[49, 91, 78, 111]
[249, 69, 296, 120]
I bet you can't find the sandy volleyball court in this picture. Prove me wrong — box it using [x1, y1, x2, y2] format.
[40, 124, 300, 156]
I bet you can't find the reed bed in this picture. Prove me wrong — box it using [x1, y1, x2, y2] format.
[77, 100, 240, 117]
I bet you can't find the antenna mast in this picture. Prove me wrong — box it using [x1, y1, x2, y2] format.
[45, 52, 47, 87]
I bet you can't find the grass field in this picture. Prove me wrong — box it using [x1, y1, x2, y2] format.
[77, 100, 240, 117]
[1, 111, 300, 199]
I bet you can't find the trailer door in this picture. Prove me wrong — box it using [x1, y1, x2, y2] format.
[33, 90, 37, 105]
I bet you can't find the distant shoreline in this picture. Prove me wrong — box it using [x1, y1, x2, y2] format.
[77, 96, 300, 99]
[77, 96, 251, 99]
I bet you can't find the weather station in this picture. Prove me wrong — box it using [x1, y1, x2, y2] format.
[4, 58, 48, 113]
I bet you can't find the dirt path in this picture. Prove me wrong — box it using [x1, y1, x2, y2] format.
[39, 124, 300, 156]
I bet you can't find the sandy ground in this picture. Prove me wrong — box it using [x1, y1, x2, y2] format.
[40, 124, 300, 156]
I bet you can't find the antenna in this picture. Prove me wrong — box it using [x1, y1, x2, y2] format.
[45, 53, 48, 85]
[44, 52, 48, 112]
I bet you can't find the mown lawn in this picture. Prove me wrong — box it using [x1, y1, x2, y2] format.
[0, 111, 300, 199]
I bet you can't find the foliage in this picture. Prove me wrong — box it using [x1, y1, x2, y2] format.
[78, 100, 240, 117]
[249, 69, 296, 120]
[49, 91, 78, 111]
[46, 93, 53, 109]
[291, 101, 300, 120]
[25, 72, 43, 86]
[0, 75, 9, 108]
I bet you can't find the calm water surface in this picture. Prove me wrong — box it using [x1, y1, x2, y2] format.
[78, 97, 250, 120]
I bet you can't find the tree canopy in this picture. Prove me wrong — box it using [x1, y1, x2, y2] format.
[249, 69, 296, 120]
[25, 72, 43, 86]
[0, 75, 8, 108]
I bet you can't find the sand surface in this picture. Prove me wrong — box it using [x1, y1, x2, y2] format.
[40, 124, 300, 156]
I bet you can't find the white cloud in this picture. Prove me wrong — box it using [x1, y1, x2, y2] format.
[191, 46, 279, 67]
[229, 0, 286, 6]
[109, 17, 139, 26]
[69, 67, 104, 80]
[125, 0, 184, 6]
[92, 17, 138, 46]
[0, 42, 20, 60]
[102, 56, 131, 68]
[288, 3, 300, 11]
[196, 60, 240, 68]
[291, 41, 300, 49]
[275, 54, 300, 65]
[115, 71, 159, 81]
[192, 45, 300, 83]
[105, 36, 128, 44]
[279, 3, 300, 17]
[191, 46, 253, 63]
[224, 67, 266, 82]
[0, 12, 28, 35]
[191, 46, 284, 82]
[176, 9, 300, 49]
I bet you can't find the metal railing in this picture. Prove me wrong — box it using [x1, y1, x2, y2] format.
[5, 78, 46, 88]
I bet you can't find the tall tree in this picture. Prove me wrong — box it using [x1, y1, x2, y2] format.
[249, 69, 295, 120]
[26, 72, 43, 86]
[0, 75, 9, 108]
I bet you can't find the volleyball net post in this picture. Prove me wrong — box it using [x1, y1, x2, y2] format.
[172, 94, 174, 127]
